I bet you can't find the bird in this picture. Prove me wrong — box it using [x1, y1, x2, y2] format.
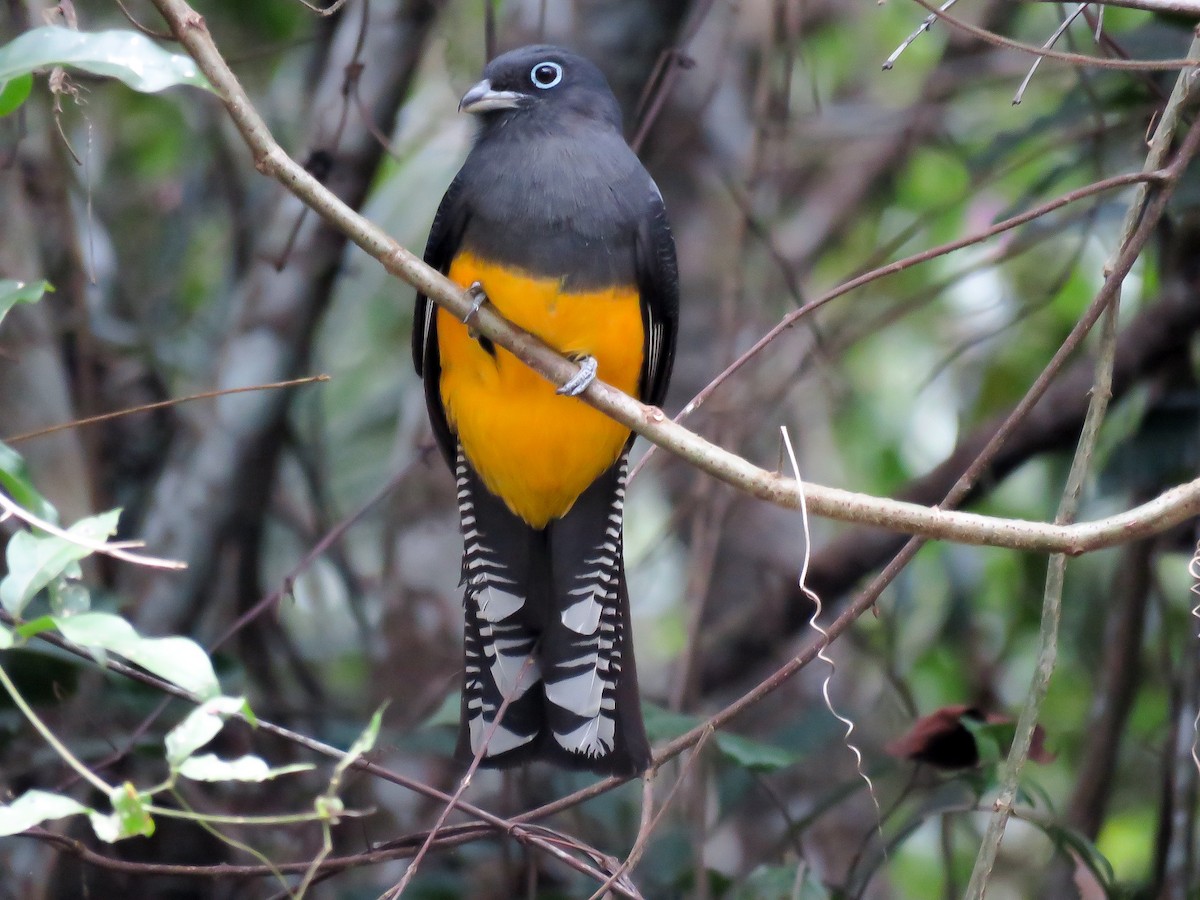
[412, 45, 678, 776]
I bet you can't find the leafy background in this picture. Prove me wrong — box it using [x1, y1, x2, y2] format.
[1, 0, 1199, 897]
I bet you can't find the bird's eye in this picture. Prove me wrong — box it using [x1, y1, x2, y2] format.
[530, 61, 563, 90]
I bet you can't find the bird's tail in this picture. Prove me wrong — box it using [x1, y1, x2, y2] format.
[453, 450, 650, 776]
[539, 455, 649, 774]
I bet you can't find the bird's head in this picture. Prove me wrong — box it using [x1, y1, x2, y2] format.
[458, 45, 622, 132]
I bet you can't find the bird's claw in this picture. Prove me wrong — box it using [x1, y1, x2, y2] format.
[557, 355, 598, 396]
[462, 282, 487, 324]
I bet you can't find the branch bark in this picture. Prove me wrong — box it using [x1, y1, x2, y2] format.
[1026, 0, 1200, 14]
[909, 0, 1200, 69]
[699, 278, 1200, 691]
[125, 0, 442, 633]
[144, 0, 1200, 572]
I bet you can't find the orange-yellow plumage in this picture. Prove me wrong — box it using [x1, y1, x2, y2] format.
[437, 252, 644, 528]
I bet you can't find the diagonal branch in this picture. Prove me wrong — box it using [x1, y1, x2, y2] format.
[908, 0, 1200, 69]
[1025, 0, 1200, 14]
[148, 0, 1200, 562]
[2, 611, 636, 893]
[126, 0, 442, 635]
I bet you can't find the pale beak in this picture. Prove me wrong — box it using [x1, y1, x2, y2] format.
[459, 78, 525, 114]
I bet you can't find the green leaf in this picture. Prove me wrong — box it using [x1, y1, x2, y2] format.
[643, 703, 801, 773]
[0, 26, 211, 94]
[0, 510, 120, 616]
[729, 864, 831, 900]
[239, 697, 258, 728]
[0, 278, 49, 329]
[315, 793, 345, 823]
[14, 615, 56, 639]
[0, 72, 32, 116]
[92, 783, 153, 841]
[53, 612, 220, 699]
[112, 783, 154, 839]
[1, 533, 60, 616]
[1042, 822, 1116, 889]
[0, 789, 89, 836]
[713, 731, 802, 774]
[642, 703, 703, 742]
[164, 695, 247, 767]
[334, 704, 385, 781]
[178, 754, 314, 782]
[962, 718, 1009, 768]
[0, 441, 58, 525]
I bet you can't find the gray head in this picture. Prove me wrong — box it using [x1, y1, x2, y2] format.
[458, 45, 623, 134]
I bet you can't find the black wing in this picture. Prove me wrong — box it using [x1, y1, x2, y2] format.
[634, 188, 679, 409]
[413, 176, 470, 466]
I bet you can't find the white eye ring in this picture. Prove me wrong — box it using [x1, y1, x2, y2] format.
[530, 61, 563, 89]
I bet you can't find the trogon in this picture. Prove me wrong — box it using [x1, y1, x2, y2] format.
[413, 45, 678, 775]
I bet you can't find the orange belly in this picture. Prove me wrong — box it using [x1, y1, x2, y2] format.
[438, 252, 644, 528]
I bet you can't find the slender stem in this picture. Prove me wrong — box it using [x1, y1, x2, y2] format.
[142, 0, 1200, 557]
[966, 32, 1200, 898]
[657, 168, 1159, 453]
[1024, 0, 1200, 14]
[383, 655, 538, 900]
[3, 374, 329, 445]
[0, 660, 112, 795]
[910, 0, 1200, 69]
[0, 492, 185, 571]
[145, 804, 342, 827]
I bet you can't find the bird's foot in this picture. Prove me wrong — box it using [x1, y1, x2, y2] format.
[557, 355, 598, 396]
[462, 281, 488, 324]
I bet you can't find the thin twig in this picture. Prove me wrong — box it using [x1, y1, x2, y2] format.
[1026, 0, 1200, 13]
[0, 492, 186, 571]
[908, 0, 1199, 70]
[208, 453, 418, 653]
[638, 168, 1160, 477]
[144, 3, 1200, 558]
[484, 0, 496, 62]
[3, 374, 330, 444]
[16, 825, 443, 879]
[0, 660, 112, 794]
[114, 0, 175, 39]
[585, 730, 714, 900]
[382, 655, 536, 899]
[883, 0, 959, 70]
[966, 31, 1200, 898]
[628, 0, 716, 151]
[52, 454, 421, 796]
[1012, 4, 1088, 105]
[271, 0, 369, 271]
[4, 614, 633, 892]
[289, 0, 353, 16]
[668, 484, 731, 709]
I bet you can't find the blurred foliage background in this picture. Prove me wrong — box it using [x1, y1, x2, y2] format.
[2, 0, 1200, 897]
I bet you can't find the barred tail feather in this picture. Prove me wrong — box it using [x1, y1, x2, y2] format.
[452, 450, 649, 775]
[542, 577, 648, 775]
[542, 455, 650, 775]
[454, 448, 545, 766]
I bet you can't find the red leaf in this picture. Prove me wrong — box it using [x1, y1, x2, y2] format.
[887, 705, 1056, 770]
[885, 705, 982, 770]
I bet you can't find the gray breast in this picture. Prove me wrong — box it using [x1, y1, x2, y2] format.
[458, 128, 653, 290]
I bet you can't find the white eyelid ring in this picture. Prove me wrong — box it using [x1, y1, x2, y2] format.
[530, 61, 563, 89]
